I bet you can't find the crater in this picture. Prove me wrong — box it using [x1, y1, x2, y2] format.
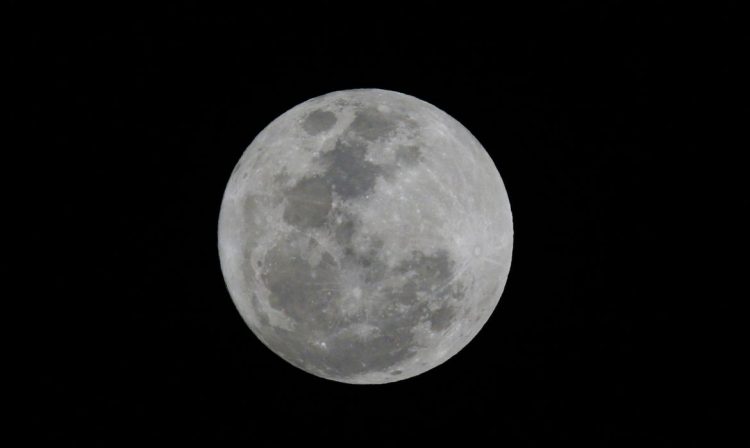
[302, 109, 337, 135]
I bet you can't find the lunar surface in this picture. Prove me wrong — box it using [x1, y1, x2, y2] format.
[218, 89, 513, 384]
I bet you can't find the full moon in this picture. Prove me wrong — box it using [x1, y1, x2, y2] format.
[218, 89, 513, 384]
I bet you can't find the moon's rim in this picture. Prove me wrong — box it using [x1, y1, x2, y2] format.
[217, 88, 513, 384]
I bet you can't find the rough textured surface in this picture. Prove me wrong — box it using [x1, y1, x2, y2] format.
[218, 89, 513, 384]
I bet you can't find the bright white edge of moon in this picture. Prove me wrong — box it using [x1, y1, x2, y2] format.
[218, 88, 513, 384]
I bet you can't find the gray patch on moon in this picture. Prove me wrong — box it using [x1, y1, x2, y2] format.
[273, 169, 290, 187]
[428, 305, 456, 332]
[395, 249, 454, 285]
[395, 144, 422, 166]
[252, 232, 466, 381]
[302, 109, 337, 135]
[348, 107, 397, 141]
[331, 213, 388, 283]
[333, 212, 357, 249]
[261, 235, 340, 325]
[319, 139, 381, 200]
[282, 176, 333, 228]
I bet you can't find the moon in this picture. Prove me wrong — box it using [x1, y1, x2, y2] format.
[218, 89, 513, 384]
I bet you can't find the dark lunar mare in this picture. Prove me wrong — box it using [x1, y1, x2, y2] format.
[348, 107, 398, 141]
[282, 176, 332, 228]
[302, 109, 337, 135]
[252, 233, 463, 379]
[320, 139, 382, 200]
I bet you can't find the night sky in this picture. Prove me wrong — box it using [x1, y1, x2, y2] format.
[16, 1, 731, 444]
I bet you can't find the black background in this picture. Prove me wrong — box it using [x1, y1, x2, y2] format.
[17, 1, 733, 445]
